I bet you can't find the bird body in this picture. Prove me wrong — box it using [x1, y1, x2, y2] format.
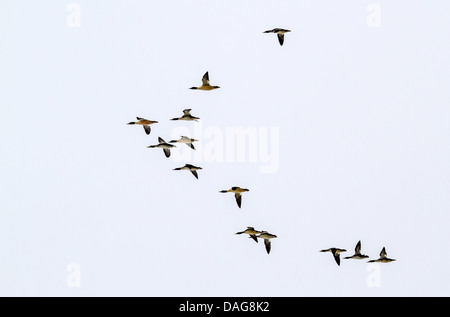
[320, 248, 347, 266]
[219, 187, 249, 208]
[263, 28, 291, 46]
[171, 109, 200, 121]
[147, 137, 175, 158]
[190, 72, 220, 90]
[173, 164, 202, 179]
[235, 227, 261, 243]
[128, 117, 158, 135]
[257, 231, 277, 254]
[368, 247, 396, 263]
[170, 136, 198, 150]
[344, 241, 369, 260]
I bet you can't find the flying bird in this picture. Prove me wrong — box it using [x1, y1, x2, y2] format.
[127, 117, 158, 135]
[170, 136, 198, 150]
[170, 109, 200, 121]
[235, 227, 261, 243]
[147, 137, 176, 158]
[344, 241, 369, 260]
[190, 72, 220, 91]
[263, 28, 291, 46]
[257, 231, 277, 254]
[367, 247, 396, 263]
[173, 164, 202, 179]
[219, 187, 249, 208]
[320, 248, 347, 266]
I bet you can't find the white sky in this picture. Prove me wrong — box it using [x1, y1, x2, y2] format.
[1, 0, 450, 296]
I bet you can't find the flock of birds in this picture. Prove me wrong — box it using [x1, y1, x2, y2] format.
[235, 227, 277, 255]
[320, 242, 396, 266]
[127, 109, 202, 177]
[126, 28, 397, 262]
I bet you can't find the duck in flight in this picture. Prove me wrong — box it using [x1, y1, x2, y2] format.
[344, 241, 369, 260]
[235, 227, 261, 243]
[173, 164, 202, 179]
[170, 109, 200, 122]
[367, 247, 396, 263]
[320, 247, 347, 266]
[170, 136, 198, 150]
[147, 137, 175, 158]
[257, 231, 277, 254]
[127, 117, 158, 135]
[190, 72, 220, 91]
[219, 187, 249, 208]
[263, 28, 291, 46]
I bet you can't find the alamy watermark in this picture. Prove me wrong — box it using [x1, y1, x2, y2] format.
[366, 3, 381, 28]
[366, 263, 381, 287]
[169, 123, 280, 174]
[66, 262, 81, 288]
[66, 3, 81, 28]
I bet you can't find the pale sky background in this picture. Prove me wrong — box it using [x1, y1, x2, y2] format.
[1, 0, 450, 297]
